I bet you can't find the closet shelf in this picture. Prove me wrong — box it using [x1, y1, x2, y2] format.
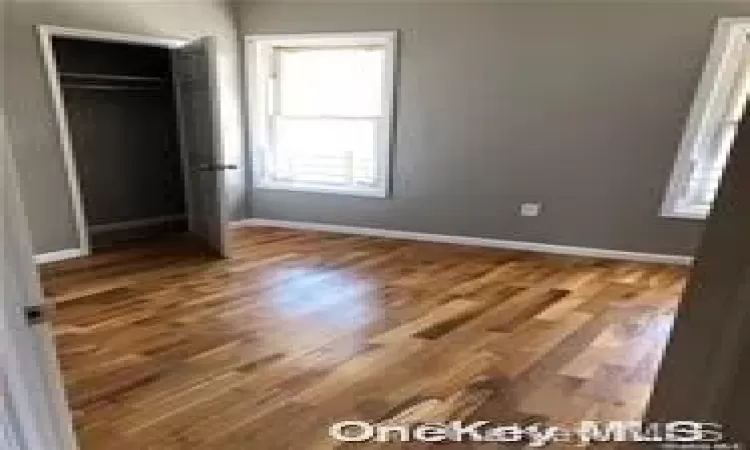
[59, 72, 166, 83]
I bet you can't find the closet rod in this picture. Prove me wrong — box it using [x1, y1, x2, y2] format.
[59, 72, 165, 83]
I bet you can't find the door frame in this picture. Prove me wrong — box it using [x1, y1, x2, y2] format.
[35, 25, 189, 261]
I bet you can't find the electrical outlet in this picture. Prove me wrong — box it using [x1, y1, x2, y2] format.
[520, 203, 542, 217]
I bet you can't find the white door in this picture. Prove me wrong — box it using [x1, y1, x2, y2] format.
[172, 36, 230, 256]
[1, 378, 23, 450]
[1, 113, 78, 450]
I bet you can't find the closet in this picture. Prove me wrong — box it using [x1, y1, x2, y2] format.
[52, 37, 186, 249]
[42, 28, 229, 257]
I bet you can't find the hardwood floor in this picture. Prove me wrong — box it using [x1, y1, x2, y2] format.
[39, 227, 689, 449]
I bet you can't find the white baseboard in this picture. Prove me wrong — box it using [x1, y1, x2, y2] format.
[33, 248, 84, 265]
[232, 218, 694, 266]
[89, 214, 186, 234]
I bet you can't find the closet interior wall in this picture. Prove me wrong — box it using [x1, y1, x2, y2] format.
[51, 37, 187, 249]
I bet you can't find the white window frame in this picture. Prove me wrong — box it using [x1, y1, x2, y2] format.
[245, 32, 397, 198]
[662, 18, 750, 219]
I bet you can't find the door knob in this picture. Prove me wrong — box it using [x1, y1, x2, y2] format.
[24, 305, 48, 326]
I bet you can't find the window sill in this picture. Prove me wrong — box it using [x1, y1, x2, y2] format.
[660, 206, 709, 220]
[254, 180, 389, 198]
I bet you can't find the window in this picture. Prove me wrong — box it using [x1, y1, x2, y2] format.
[247, 32, 396, 197]
[662, 20, 750, 219]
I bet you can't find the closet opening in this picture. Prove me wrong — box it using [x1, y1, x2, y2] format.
[38, 26, 230, 258]
[53, 37, 186, 250]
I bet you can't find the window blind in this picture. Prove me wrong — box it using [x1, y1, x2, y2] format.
[268, 46, 385, 188]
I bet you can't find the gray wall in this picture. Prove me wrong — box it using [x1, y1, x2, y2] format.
[238, 1, 750, 256]
[62, 88, 186, 226]
[4, 0, 244, 254]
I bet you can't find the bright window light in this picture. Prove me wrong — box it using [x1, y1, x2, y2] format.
[248, 32, 396, 197]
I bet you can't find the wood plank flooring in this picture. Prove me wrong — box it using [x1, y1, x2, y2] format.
[39, 227, 689, 449]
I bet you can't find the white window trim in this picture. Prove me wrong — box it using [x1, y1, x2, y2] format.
[245, 31, 397, 198]
[662, 18, 750, 220]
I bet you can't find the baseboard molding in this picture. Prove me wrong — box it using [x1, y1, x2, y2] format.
[89, 214, 186, 234]
[33, 248, 84, 265]
[232, 218, 694, 266]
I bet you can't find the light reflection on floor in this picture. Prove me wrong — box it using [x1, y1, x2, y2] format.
[254, 266, 380, 365]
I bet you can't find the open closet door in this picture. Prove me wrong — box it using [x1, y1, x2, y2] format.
[172, 36, 230, 257]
